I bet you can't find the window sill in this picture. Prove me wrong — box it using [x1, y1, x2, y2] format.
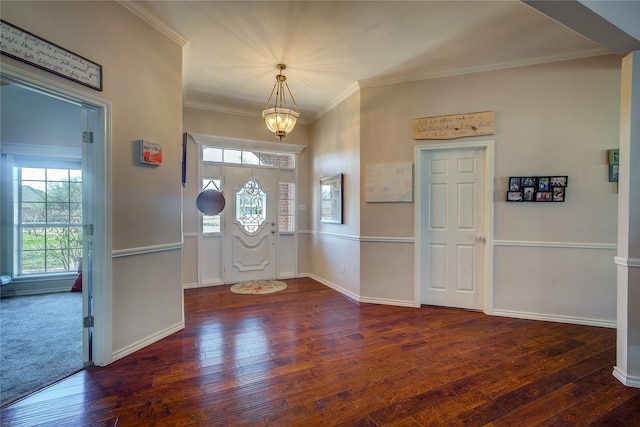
[10, 273, 77, 284]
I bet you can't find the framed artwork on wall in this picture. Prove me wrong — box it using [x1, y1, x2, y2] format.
[320, 174, 343, 224]
[506, 176, 567, 202]
[365, 163, 413, 202]
[139, 140, 163, 166]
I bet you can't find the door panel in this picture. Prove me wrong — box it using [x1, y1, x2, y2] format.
[223, 166, 277, 283]
[421, 148, 485, 309]
[81, 106, 95, 364]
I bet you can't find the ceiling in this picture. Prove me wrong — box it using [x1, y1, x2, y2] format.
[129, 2, 613, 122]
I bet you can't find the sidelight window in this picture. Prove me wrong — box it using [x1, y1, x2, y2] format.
[202, 178, 222, 234]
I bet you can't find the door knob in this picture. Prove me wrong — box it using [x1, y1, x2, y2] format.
[475, 235, 486, 242]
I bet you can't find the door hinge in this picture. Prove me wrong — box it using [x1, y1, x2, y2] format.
[82, 131, 94, 144]
[83, 224, 94, 236]
[83, 316, 94, 328]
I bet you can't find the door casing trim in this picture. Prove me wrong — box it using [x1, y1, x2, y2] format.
[1, 62, 113, 366]
[414, 140, 494, 313]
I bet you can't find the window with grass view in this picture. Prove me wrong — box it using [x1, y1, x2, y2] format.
[15, 167, 82, 275]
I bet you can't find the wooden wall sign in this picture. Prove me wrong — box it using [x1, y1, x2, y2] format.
[413, 111, 494, 140]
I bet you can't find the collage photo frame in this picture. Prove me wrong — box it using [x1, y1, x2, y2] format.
[507, 176, 568, 203]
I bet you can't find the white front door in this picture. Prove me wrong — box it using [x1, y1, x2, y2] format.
[223, 166, 278, 283]
[420, 147, 486, 310]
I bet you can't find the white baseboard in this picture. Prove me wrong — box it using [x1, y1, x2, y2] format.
[306, 274, 360, 302]
[300, 274, 616, 327]
[111, 321, 185, 363]
[491, 309, 616, 329]
[183, 280, 224, 289]
[305, 274, 418, 308]
[613, 366, 640, 388]
[0, 286, 72, 297]
[182, 282, 200, 289]
[360, 295, 419, 308]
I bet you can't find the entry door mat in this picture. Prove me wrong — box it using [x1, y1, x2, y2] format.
[230, 280, 287, 295]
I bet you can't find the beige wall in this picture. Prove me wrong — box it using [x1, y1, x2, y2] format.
[1, 1, 185, 360]
[308, 91, 361, 295]
[360, 55, 621, 323]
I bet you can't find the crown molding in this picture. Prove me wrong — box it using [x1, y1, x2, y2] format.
[117, 0, 188, 47]
[359, 49, 609, 88]
[183, 100, 258, 118]
[183, 99, 314, 126]
[312, 82, 361, 122]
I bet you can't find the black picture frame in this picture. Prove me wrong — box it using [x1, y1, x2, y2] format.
[523, 187, 535, 201]
[0, 20, 103, 91]
[609, 165, 619, 182]
[536, 191, 553, 202]
[553, 187, 566, 202]
[506, 176, 567, 203]
[320, 174, 343, 224]
[181, 133, 187, 187]
[550, 176, 568, 187]
[507, 191, 523, 202]
[509, 177, 521, 191]
[538, 177, 550, 191]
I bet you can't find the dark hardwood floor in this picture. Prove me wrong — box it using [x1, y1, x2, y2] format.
[1, 277, 638, 426]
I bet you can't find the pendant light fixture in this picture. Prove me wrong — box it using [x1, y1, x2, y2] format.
[262, 64, 300, 140]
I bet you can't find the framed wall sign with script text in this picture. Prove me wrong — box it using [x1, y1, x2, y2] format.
[1, 20, 103, 91]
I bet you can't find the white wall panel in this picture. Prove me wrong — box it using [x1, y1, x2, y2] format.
[200, 235, 222, 285]
[278, 234, 297, 278]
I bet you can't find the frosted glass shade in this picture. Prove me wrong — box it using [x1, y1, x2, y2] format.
[262, 107, 300, 139]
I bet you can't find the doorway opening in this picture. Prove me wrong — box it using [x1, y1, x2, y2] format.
[0, 64, 111, 405]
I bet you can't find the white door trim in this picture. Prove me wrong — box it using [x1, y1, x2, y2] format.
[414, 140, 494, 313]
[1, 62, 113, 366]
[193, 134, 305, 286]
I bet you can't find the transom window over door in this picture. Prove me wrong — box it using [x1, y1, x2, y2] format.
[235, 178, 267, 234]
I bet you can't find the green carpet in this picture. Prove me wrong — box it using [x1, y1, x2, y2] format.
[0, 292, 84, 407]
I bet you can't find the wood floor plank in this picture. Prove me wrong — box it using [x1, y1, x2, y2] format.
[1, 278, 636, 426]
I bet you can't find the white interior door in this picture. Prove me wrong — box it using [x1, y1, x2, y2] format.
[81, 106, 95, 364]
[223, 166, 278, 283]
[420, 147, 486, 310]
